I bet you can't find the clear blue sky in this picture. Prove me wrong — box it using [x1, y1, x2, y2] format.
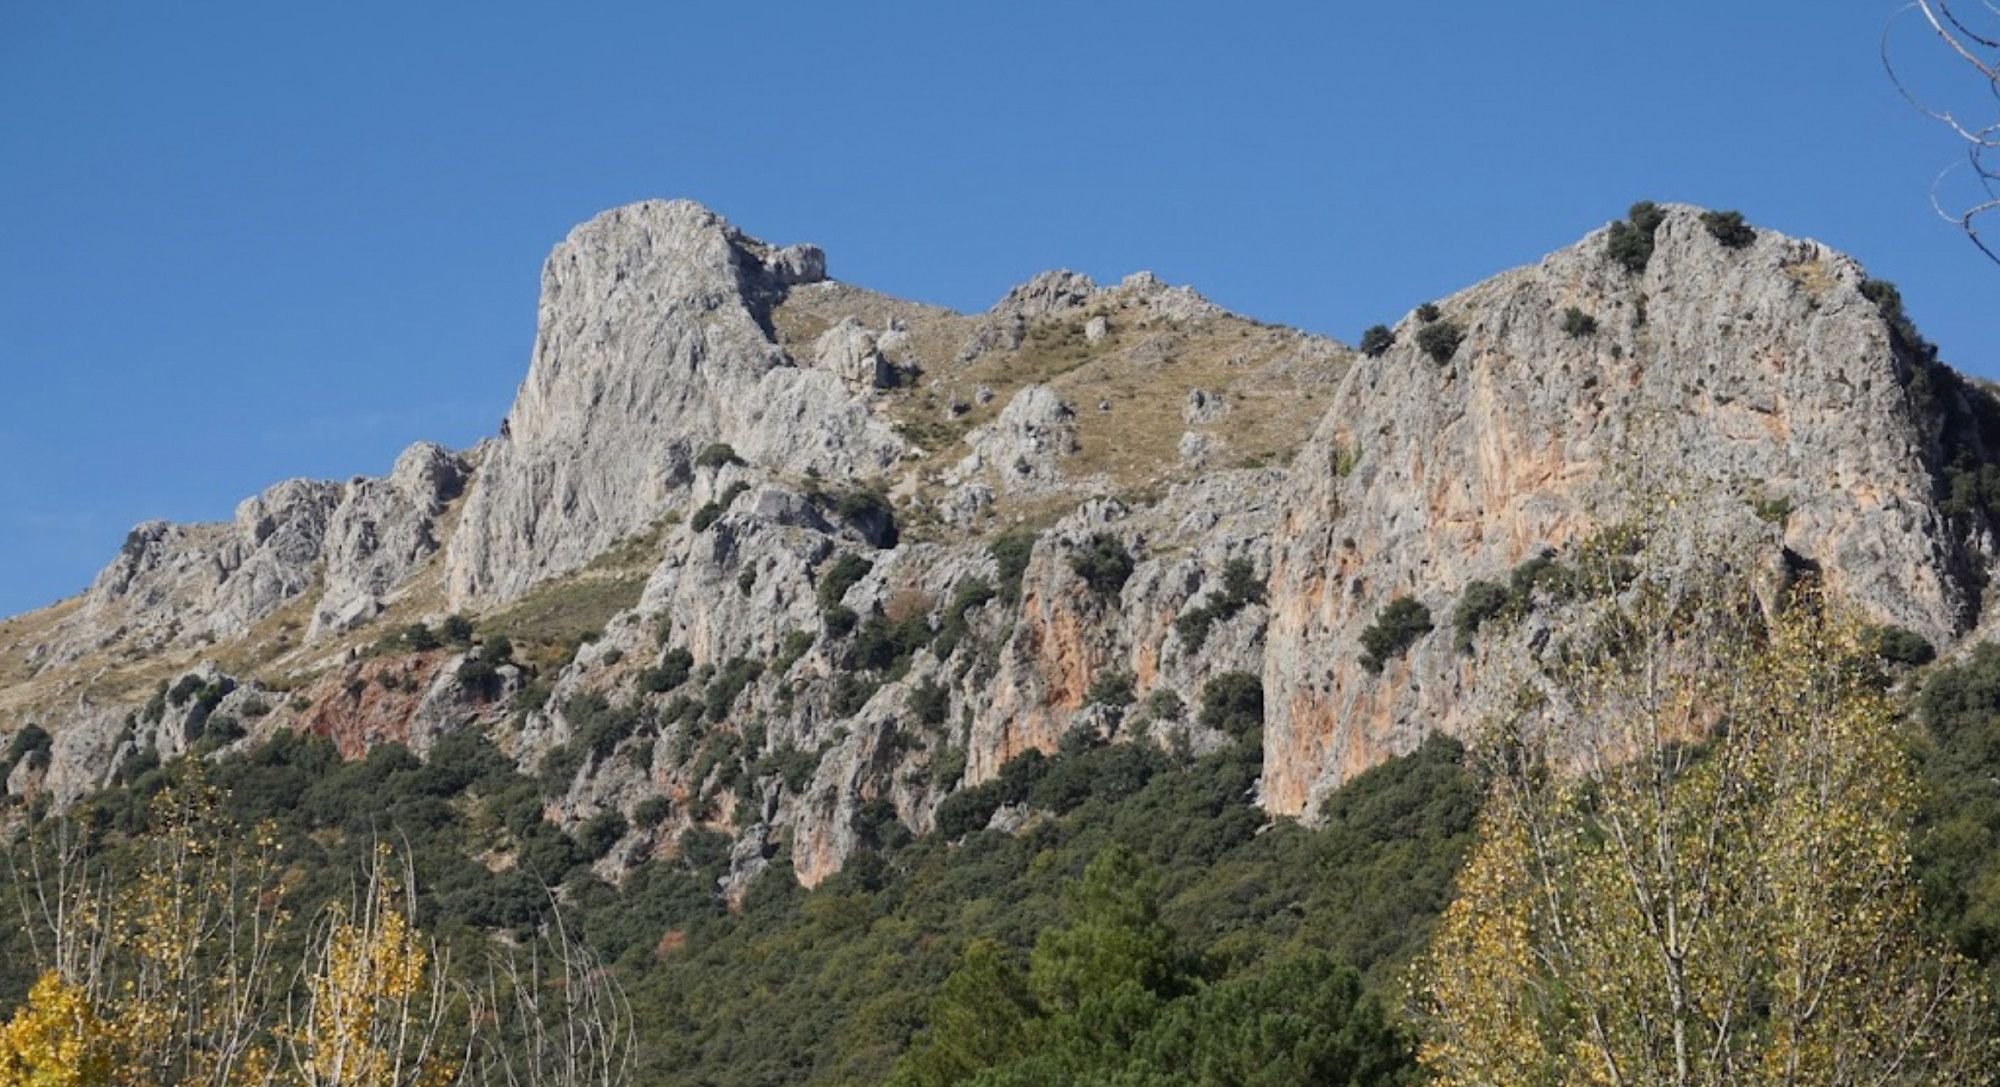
[1, 2, 1992, 617]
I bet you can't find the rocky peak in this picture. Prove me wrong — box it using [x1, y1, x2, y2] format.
[1262, 203, 1989, 817]
[992, 270, 1099, 318]
[445, 200, 901, 609]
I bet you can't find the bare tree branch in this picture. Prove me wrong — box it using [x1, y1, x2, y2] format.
[1887, 1, 2000, 263]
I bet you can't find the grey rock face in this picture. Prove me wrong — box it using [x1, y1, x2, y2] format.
[955, 384, 1079, 491]
[41, 478, 346, 663]
[1183, 388, 1230, 425]
[312, 442, 469, 636]
[810, 317, 892, 391]
[446, 199, 904, 609]
[993, 270, 1098, 318]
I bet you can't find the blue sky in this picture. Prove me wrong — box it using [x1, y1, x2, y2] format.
[1, 2, 1993, 617]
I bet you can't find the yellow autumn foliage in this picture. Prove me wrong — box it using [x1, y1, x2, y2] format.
[1418, 581, 1995, 1086]
[288, 848, 462, 1087]
[0, 972, 113, 1087]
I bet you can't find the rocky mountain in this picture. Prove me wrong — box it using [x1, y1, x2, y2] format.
[3, 197, 1993, 889]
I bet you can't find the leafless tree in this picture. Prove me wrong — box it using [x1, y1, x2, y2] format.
[469, 896, 637, 1087]
[1885, 1, 2000, 263]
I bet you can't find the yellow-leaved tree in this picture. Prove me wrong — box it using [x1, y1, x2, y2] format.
[6, 776, 288, 1087]
[1418, 566, 1995, 1086]
[4, 762, 633, 1087]
[285, 847, 465, 1087]
[0, 971, 114, 1087]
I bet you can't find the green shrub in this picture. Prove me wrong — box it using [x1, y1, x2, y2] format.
[694, 442, 745, 469]
[829, 674, 881, 718]
[168, 674, 205, 705]
[142, 683, 168, 724]
[563, 694, 647, 764]
[1332, 442, 1362, 478]
[576, 811, 628, 861]
[1606, 200, 1666, 273]
[632, 796, 672, 829]
[692, 482, 752, 532]
[1914, 643, 2000, 972]
[1174, 558, 1265, 652]
[1070, 534, 1135, 599]
[1700, 209, 1755, 249]
[813, 483, 898, 548]
[1509, 553, 1561, 600]
[398, 623, 442, 652]
[1086, 670, 1137, 709]
[1560, 307, 1598, 337]
[933, 578, 996, 660]
[704, 657, 764, 722]
[2, 724, 52, 777]
[817, 553, 875, 611]
[990, 533, 1039, 606]
[1197, 672, 1264, 741]
[928, 746, 969, 788]
[539, 743, 587, 794]
[1859, 278, 1943, 367]
[852, 613, 936, 675]
[439, 614, 475, 645]
[1359, 325, 1395, 358]
[1415, 320, 1464, 363]
[1359, 598, 1433, 673]
[1754, 496, 1793, 525]
[773, 630, 816, 674]
[1415, 302, 1441, 323]
[1145, 688, 1185, 721]
[754, 744, 821, 793]
[456, 657, 503, 699]
[1452, 579, 1512, 653]
[932, 750, 1051, 839]
[910, 679, 951, 727]
[640, 648, 695, 693]
[822, 605, 859, 639]
[1871, 625, 1937, 667]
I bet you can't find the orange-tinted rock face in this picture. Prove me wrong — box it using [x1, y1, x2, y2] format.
[299, 653, 443, 758]
[967, 574, 1114, 785]
[1262, 208, 1978, 819]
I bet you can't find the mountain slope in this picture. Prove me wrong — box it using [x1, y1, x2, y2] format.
[2, 198, 1993, 890]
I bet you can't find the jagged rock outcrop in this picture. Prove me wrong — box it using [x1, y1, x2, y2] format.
[1183, 388, 1230, 425]
[33, 443, 476, 667]
[445, 200, 904, 609]
[811, 317, 893, 391]
[995, 270, 1099, 319]
[955, 384, 1079, 491]
[37, 478, 345, 664]
[312, 442, 470, 636]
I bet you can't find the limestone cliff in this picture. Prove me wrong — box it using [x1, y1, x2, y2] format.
[1263, 205, 1994, 815]
[444, 200, 903, 609]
